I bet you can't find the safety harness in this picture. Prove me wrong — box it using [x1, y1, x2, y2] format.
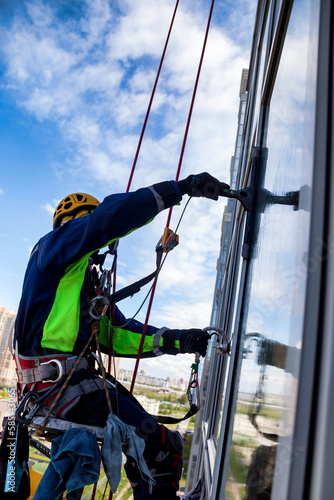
[14, 350, 105, 421]
[15, 348, 199, 426]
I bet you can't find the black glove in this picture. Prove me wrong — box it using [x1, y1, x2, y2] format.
[177, 172, 230, 200]
[180, 329, 210, 357]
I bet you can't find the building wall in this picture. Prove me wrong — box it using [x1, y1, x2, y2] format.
[136, 395, 160, 415]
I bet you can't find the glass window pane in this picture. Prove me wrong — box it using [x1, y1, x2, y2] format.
[224, 0, 320, 498]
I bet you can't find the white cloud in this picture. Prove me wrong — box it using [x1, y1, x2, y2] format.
[0, 0, 250, 192]
[0, 188, 4, 195]
[41, 201, 57, 215]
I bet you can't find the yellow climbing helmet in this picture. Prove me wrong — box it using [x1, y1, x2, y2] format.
[53, 192, 100, 229]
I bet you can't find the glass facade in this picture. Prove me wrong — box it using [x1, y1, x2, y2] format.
[225, 1, 319, 498]
[185, 0, 334, 498]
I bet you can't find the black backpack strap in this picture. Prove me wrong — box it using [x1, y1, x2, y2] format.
[150, 403, 199, 424]
[107, 268, 158, 304]
[106, 247, 163, 305]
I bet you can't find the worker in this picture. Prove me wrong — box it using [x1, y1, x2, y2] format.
[14, 172, 229, 499]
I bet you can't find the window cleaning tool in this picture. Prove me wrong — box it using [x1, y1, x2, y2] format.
[203, 326, 231, 356]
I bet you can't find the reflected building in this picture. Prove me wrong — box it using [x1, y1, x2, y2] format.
[186, 1, 334, 499]
[0, 307, 16, 386]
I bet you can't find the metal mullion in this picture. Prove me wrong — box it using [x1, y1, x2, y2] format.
[261, 0, 294, 106]
[203, 217, 242, 427]
[211, 259, 248, 499]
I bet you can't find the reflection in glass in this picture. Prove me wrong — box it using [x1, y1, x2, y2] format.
[224, 0, 320, 498]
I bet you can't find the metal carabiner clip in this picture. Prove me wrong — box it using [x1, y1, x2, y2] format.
[89, 295, 110, 320]
[15, 391, 41, 424]
[203, 325, 231, 356]
[40, 359, 64, 383]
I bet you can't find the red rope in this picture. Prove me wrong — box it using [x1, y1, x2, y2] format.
[126, 0, 180, 193]
[166, 0, 215, 227]
[130, 0, 216, 393]
[92, 6, 181, 497]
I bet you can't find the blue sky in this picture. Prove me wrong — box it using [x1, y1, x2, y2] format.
[0, 0, 256, 378]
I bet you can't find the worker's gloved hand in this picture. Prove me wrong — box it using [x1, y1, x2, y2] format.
[180, 329, 210, 357]
[177, 172, 230, 200]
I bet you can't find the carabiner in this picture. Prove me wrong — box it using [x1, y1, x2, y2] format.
[89, 295, 110, 319]
[188, 362, 199, 389]
[15, 391, 41, 424]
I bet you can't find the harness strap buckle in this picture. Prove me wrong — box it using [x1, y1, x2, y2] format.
[40, 359, 64, 383]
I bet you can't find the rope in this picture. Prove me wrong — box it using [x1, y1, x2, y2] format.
[87, 10, 183, 497]
[107, 271, 116, 376]
[165, 0, 215, 227]
[104, 0, 180, 390]
[129, 198, 191, 393]
[129, 0, 216, 393]
[126, 0, 180, 193]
